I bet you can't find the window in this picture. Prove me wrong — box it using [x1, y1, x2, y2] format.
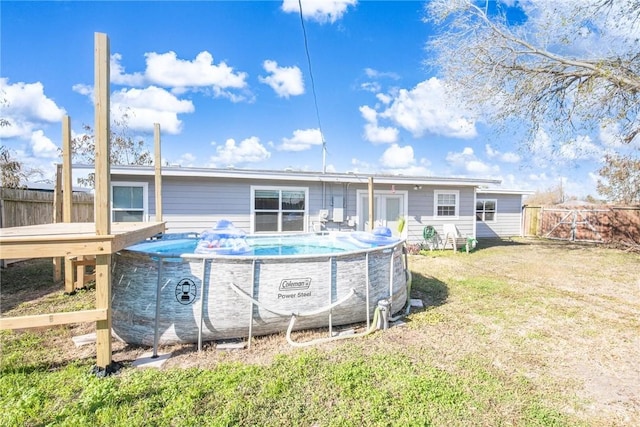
[476, 199, 497, 222]
[434, 190, 459, 218]
[112, 182, 148, 222]
[252, 187, 307, 232]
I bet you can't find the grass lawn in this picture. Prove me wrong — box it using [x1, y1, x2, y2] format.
[1, 238, 638, 426]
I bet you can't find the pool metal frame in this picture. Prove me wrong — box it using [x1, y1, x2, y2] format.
[112, 233, 410, 353]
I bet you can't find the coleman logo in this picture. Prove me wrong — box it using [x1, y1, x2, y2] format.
[279, 278, 312, 291]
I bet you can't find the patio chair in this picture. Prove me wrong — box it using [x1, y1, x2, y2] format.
[442, 224, 473, 253]
[423, 225, 442, 250]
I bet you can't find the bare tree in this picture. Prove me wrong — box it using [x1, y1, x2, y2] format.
[524, 182, 565, 206]
[597, 152, 640, 204]
[424, 0, 640, 151]
[0, 146, 43, 188]
[0, 145, 24, 188]
[69, 112, 153, 187]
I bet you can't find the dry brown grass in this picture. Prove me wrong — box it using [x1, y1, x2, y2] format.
[2, 237, 639, 425]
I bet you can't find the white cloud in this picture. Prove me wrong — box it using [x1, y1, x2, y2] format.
[598, 121, 626, 148]
[359, 105, 398, 144]
[72, 84, 93, 97]
[558, 135, 602, 161]
[110, 86, 195, 135]
[379, 144, 414, 168]
[364, 123, 399, 144]
[281, 0, 357, 23]
[144, 51, 248, 92]
[111, 53, 145, 86]
[209, 136, 271, 166]
[29, 130, 58, 158]
[485, 144, 521, 163]
[0, 78, 65, 140]
[528, 172, 548, 182]
[376, 93, 392, 105]
[349, 157, 375, 173]
[259, 60, 304, 98]
[372, 78, 477, 139]
[359, 105, 377, 123]
[278, 128, 323, 151]
[446, 146, 500, 176]
[378, 144, 431, 175]
[364, 68, 400, 80]
[170, 153, 197, 167]
[360, 81, 381, 93]
[528, 128, 554, 166]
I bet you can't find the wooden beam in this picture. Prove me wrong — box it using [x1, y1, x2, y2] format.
[62, 115, 72, 223]
[0, 309, 107, 330]
[64, 257, 75, 293]
[94, 32, 110, 236]
[111, 222, 165, 251]
[62, 115, 73, 289]
[94, 32, 112, 369]
[95, 254, 112, 368]
[53, 164, 63, 282]
[154, 123, 163, 222]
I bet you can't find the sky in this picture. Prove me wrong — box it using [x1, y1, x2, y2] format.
[0, 0, 636, 197]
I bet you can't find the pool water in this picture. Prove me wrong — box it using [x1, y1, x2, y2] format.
[124, 233, 391, 257]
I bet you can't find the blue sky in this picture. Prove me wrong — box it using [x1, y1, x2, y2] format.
[0, 0, 628, 197]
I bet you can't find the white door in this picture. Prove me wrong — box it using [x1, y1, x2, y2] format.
[359, 192, 406, 236]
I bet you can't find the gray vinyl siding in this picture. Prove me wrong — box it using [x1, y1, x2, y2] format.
[136, 175, 359, 234]
[476, 193, 523, 238]
[115, 174, 480, 244]
[406, 186, 476, 245]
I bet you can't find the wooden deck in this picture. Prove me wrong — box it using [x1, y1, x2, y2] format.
[0, 33, 165, 371]
[0, 222, 166, 259]
[0, 220, 165, 368]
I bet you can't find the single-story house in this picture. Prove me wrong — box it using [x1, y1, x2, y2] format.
[76, 165, 531, 245]
[475, 188, 534, 239]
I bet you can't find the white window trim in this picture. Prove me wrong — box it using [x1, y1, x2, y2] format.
[250, 186, 309, 233]
[433, 190, 460, 219]
[111, 181, 148, 222]
[476, 198, 498, 223]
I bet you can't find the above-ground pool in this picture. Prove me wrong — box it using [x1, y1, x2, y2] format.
[112, 228, 410, 348]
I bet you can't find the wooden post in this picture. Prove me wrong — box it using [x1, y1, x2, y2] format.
[95, 253, 111, 368]
[62, 115, 72, 223]
[61, 115, 77, 290]
[94, 32, 112, 369]
[94, 33, 111, 236]
[53, 164, 63, 283]
[368, 177, 374, 231]
[154, 123, 163, 223]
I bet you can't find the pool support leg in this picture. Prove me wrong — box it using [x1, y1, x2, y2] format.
[152, 259, 164, 358]
[198, 258, 208, 351]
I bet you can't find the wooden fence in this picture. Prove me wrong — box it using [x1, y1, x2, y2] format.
[523, 205, 640, 246]
[0, 188, 95, 267]
[0, 187, 94, 229]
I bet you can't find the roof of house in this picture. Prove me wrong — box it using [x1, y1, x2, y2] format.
[477, 188, 535, 195]
[22, 182, 92, 193]
[74, 164, 502, 187]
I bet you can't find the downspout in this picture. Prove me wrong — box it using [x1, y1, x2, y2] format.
[473, 188, 478, 239]
[322, 182, 326, 210]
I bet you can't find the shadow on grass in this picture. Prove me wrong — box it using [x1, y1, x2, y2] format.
[475, 238, 531, 250]
[0, 258, 62, 314]
[409, 272, 449, 310]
